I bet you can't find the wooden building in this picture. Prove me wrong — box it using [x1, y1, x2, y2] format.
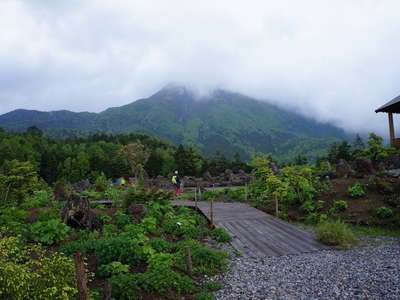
[376, 95, 400, 148]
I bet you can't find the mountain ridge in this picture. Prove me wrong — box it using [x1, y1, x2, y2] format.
[0, 87, 349, 160]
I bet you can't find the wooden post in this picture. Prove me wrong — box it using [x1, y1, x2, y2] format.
[194, 187, 198, 209]
[388, 112, 395, 147]
[74, 252, 88, 300]
[210, 197, 214, 227]
[184, 247, 193, 275]
[245, 184, 248, 202]
[275, 196, 279, 217]
[103, 281, 112, 300]
[199, 187, 202, 201]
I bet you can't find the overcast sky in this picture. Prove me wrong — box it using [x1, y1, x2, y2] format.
[1, 0, 400, 136]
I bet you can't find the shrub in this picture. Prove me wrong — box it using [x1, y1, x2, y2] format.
[102, 224, 119, 237]
[94, 236, 145, 265]
[139, 253, 194, 294]
[189, 247, 229, 275]
[304, 213, 328, 225]
[114, 211, 131, 227]
[80, 190, 103, 200]
[122, 186, 172, 207]
[316, 200, 325, 210]
[98, 261, 130, 277]
[202, 281, 222, 292]
[105, 187, 123, 207]
[163, 216, 200, 239]
[315, 220, 358, 249]
[0, 207, 28, 225]
[28, 219, 70, 245]
[141, 217, 159, 235]
[109, 273, 140, 299]
[95, 213, 112, 225]
[333, 200, 348, 212]
[195, 292, 216, 300]
[148, 238, 177, 253]
[301, 200, 315, 213]
[194, 292, 215, 300]
[0, 237, 77, 299]
[377, 207, 393, 219]
[21, 190, 52, 209]
[59, 239, 96, 256]
[210, 228, 231, 243]
[38, 208, 59, 221]
[347, 183, 365, 198]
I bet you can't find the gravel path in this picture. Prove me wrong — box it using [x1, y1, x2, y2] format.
[211, 237, 400, 300]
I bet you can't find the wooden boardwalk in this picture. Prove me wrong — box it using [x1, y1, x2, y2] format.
[172, 201, 330, 258]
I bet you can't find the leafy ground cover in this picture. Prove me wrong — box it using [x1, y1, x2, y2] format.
[0, 185, 230, 299]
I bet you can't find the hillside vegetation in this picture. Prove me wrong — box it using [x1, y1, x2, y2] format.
[0, 86, 349, 161]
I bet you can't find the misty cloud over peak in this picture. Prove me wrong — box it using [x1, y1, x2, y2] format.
[1, 1, 400, 136]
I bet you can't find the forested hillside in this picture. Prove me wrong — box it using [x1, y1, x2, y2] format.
[0, 128, 249, 184]
[0, 86, 349, 161]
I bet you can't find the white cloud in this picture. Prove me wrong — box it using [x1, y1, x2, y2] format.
[0, 0, 400, 136]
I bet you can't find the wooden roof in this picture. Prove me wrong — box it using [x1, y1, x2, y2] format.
[376, 95, 400, 113]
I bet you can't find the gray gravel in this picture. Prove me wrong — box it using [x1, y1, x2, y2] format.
[211, 237, 400, 300]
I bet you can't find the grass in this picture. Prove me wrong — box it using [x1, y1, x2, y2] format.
[349, 225, 400, 238]
[315, 220, 359, 249]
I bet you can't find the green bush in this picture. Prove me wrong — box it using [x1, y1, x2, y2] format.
[0, 236, 77, 299]
[98, 261, 130, 277]
[28, 219, 70, 245]
[105, 187, 123, 207]
[301, 200, 315, 213]
[347, 183, 365, 198]
[210, 228, 231, 243]
[109, 273, 140, 300]
[139, 253, 194, 294]
[38, 208, 59, 221]
[95, 213, 112, 225]
[377, 207, 393, 219]
[333, 200, 348, 212]
[194, 292, 216, 300]
[148, 238, 177, 253]
[80, 190, 103, 200]
[315, 220, 358, 249]
[102, 224, 119, 237]
[141, 217, 159, 235]
[114, 211, 131, 227]
[304, 213, 328, 225]
[189, 247, 229, 275]
[122, 186, 172, 207]
[94, 236, 145, 265]
[0, 207, 28, 225]
[60, 239, 96, 257]
[163, 216, 200, 239]
[202, 281, 222, 292]
[21, 190, 52, 209]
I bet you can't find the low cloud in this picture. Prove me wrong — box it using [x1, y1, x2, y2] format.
[1, 0, 400, 136]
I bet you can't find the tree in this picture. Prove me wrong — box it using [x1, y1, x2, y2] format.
[353, 134, 365, 154]
[118, 141, 150, 181]
[26, 126, 43, 137]
[0, 160, 43, 205]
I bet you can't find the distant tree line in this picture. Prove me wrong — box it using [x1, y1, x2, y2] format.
[0, 126, 250, 185]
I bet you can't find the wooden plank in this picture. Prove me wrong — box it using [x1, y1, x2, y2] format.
[172, 200, 330, 257]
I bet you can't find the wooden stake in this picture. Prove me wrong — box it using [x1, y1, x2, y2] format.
[184, 247, 193, 275]
[210, 197, 214, 227]
[275, 196, 279, 217]
[194, 187, 198, 209]
[245, 184, 248, 202]
[74, 252, 88, 300]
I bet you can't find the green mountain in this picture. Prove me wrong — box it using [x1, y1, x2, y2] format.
[0, 86, 348, 160]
